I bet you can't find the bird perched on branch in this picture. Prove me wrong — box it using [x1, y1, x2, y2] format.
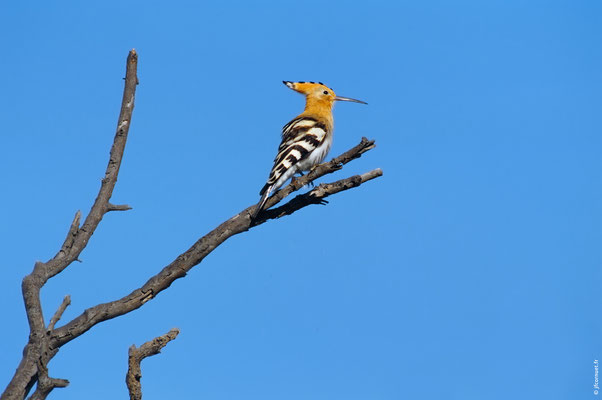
[253, 81, 367, 218]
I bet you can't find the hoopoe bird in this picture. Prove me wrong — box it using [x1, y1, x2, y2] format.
[253, 81, 367, 218]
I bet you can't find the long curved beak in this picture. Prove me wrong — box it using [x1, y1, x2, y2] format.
[334, 95, 368, 105]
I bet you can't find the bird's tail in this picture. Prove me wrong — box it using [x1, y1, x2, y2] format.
[252, 184, 273, 219]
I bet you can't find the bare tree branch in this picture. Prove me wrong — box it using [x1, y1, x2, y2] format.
[259, 168, 383, 221]
[46, 296, 71, 332]
[126, 329, 180, 400]
[26, 360, 68, 400]
[2, 50, 382, 400]
[2, 49, 139, 400]
[47, 138, 379, 352]
[107, 203, 133, 212]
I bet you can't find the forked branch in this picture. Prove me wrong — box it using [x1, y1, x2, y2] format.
[2, 49, 138, 400]
[126, 328, 180, 400]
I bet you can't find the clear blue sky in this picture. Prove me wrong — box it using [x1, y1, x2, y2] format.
[1, 1, 600, 399]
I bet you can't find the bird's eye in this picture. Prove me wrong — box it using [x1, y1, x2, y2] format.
[323, 90, 329, 95]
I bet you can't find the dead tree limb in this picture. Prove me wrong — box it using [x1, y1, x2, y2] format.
[47, 137, 380, 352]
[261, 167, 383, 220]
[1, 49, 139, 400]
[126, 328, 180, 400]
[1, 50, 382, 400]
[44, 136, 379, 352]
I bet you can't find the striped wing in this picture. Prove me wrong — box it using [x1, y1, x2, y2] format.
[260, 117, 328, 195]
[279, 117, 319, 150]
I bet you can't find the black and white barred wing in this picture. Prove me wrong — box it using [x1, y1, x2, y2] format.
[263, 117, 328, 194]
[253, 117, 330, 218]
[280, 117, 317, 146]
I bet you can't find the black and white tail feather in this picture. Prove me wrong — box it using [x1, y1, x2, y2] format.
[252, 116, 331, 219]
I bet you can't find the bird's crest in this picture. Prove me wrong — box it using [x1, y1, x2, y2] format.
[283, 81, 334, 97]
[282, 81, 367, 107]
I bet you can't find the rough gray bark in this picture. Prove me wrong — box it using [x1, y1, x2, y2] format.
[1, 50, 382, 400]
[126, 329, 180, 400]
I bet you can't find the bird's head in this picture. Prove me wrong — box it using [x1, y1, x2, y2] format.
[282, 81, 367, 108]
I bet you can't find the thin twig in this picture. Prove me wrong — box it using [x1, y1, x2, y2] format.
[57, 212, 81, 260]
[47, 295, 71, 332]
[126, 328, 180, 400]
[107, 203, 133, 212]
